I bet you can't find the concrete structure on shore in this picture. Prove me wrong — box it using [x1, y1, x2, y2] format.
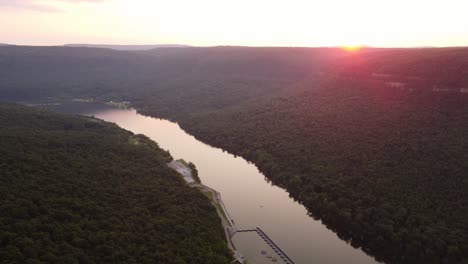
[168, 160, 195, 184]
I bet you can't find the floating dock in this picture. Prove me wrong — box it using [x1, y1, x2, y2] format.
[236, 227, 295, 264]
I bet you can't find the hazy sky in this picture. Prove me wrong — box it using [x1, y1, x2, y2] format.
[1, 0, 468, 47]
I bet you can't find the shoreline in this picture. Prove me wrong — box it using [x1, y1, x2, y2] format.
[167, 160, 244, 264]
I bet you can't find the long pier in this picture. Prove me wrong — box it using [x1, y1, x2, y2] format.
[236, 227, 296, 264]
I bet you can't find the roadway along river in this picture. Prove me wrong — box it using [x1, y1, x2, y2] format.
[48, 102, 378, 264]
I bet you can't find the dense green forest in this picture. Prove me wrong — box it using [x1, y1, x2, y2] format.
[175, 80, 468, 264]
[0, 104, 231, 264]
[1, 46, 468, 263]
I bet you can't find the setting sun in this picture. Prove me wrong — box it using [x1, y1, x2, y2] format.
[342, 45, 363, 52]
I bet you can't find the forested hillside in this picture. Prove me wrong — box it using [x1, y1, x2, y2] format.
[0, 104, 230, 264]
[1, 46, 468, 263]
[335, 47, 468, 86]
[173, 79, 468, 264]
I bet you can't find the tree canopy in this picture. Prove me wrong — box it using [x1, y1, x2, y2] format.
[0, 104, 231, 264]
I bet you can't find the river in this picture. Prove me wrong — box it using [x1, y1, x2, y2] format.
[46, 102, 378, 264]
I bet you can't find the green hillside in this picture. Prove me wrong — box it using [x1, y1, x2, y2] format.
[0, 104, 230, 264]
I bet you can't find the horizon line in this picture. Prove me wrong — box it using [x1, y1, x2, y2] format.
[2, 42, 468, 49]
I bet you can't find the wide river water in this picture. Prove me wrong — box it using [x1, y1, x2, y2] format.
[46, 102, 377, 264]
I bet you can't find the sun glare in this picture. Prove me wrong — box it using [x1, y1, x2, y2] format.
[342, 45, 362, 52]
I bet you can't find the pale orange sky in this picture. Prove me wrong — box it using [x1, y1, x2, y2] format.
[1, 0, 468, 47]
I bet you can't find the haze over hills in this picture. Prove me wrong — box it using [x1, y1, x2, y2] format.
[1, 45, 468, 263]
[64, 44, 191, 50]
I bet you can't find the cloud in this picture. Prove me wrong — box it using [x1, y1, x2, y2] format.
[0, 0, 60, 12]
[0, 0, 106, 12]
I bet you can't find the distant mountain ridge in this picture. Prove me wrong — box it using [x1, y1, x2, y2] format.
[64, 43, 190, 50]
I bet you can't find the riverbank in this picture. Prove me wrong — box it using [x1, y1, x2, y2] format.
[36, 101, 379, 264]
[167, 159, 244, 264]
